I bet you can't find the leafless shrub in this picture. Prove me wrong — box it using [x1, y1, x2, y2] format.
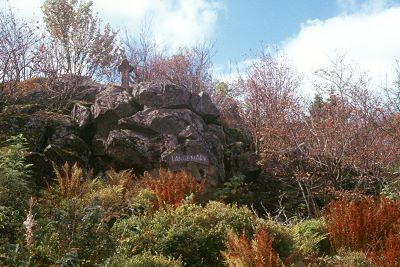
[0, 4, 40, 106]
[123, 24, 214, 93]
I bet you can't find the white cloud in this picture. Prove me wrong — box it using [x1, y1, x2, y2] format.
[337, 0, 395, 13]
[283, 2, 400, 89]
[96, 0, 223, 51]
[0, 0, 223, 52]
[213, 58, 256, 84]
[0, 0, 42, 18]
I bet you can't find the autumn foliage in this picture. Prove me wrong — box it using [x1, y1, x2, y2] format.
[324, 197, 400, 266]
[324, 197, 400, 251]
[234, 52, 400, 218]
[142, 168, 205, 209]
[53, 162, 83, 198]
[369, 231, 400, 267]
[222, 226, 280, 267]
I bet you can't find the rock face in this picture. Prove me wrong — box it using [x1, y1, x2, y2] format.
[132, 83, 191, 109]
[0, 108, 91, 186]
[91, 85, 139, 135]
[0, 81, 226, 188]
[91, 82, 225, 186]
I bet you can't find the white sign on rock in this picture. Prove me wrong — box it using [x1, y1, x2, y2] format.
[169, 153, 209, 165]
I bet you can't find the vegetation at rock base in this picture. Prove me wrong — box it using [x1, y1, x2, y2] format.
[1, 140, 400, 266]
[142, 168, 205, 210]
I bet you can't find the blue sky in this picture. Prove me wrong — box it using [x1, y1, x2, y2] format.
[213, 1, 337, 64]
[2, 0, 400, 87]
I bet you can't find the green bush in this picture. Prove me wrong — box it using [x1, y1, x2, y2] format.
[0, 242, 29, 267]
[292, 219, 330, 255]
[86, 183, 125, 214]
[0, 206, 21, 242]
[112, 201, 257, 267]
[126, 188, 157, 215]
[214, 174, 247, 203]
[381, 178, 400, 200]
[32, 200, 115, 266]
[261, 220, 296, 260]
[0, 135, 33, 266]
[0, 134, 32, 210]
[106, 253, 183, 267]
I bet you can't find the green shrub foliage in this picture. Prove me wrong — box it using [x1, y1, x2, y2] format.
[1, 136, 398, 266]
[261, 220, 296, 260]
[112, 201, 257, 267]
[0, 134, 32, 210]
[32, 198, 115, 266]
[292, 219, 330, 255]
[106, 253, 183, 267]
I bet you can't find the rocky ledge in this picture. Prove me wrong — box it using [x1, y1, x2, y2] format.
[0, 82, 227, 188]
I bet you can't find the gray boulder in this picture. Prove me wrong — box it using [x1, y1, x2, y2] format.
[119, 108, 205, 136]
[43, 112, 91, 168]
[44, 133, 90, 168]
[206, 124, 226, 145]
[97, 83, 226, 185]
[132, 82, 219, 120]
[178, 125, 202, 140]
[190, 92, 219, 119]
[91, 85, 139, 135]
[72, 102, 92, 128]
[0, 111, 48, 152]
[132, 83, 191, 109]
[161, 139, 223, 186]
[105, 130, 176, 170]
[0, 109, 91, 184]
[92, 134, 108, 156]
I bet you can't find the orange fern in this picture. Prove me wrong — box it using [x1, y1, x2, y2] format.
[53, 162, 83, 198]
[369, 231, 400, 267]
[106, 168, 138, 197]
[222, 226, 280, 267]
[324, 197, 400, 252]
[142, 168, 205, 209]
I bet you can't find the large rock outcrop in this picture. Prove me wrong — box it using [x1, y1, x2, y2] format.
[85, 82, 225, 186]
[0, 81, 227, 188]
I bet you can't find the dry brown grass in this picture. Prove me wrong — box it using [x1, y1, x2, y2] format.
[16, 77, 46, 94]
